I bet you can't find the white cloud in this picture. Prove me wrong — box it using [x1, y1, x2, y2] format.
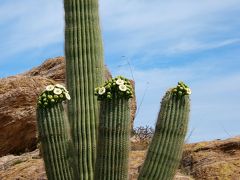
[100, 0, 240, 57]
[166, 38, 240, 54]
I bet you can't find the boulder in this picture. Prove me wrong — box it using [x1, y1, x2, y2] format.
[0, 76, 54, 156]
[23, 57, 65, 82]
[23, 56, 112, 82]
[181, 136, 240, 179]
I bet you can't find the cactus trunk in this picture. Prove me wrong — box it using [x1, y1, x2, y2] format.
[37, 104, 77, 180]
[64, 0, 104, 179]
[95, 97, 131, 180]
[138, 90, 190, 180]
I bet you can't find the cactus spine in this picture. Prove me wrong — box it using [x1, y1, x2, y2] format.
[36, 84, 77, 180]
[138, 82, 191, 180]
[94, 77, 133, 180]
[64, 0, 104, 179]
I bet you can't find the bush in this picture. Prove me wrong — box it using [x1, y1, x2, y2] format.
[131, 126, 154, 150]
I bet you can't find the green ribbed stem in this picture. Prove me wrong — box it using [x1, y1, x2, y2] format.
[37, 103, 77, 180]
[138, 91, 190, 180]
[95, 97, 131, 180]
[64, 0, 104, 179]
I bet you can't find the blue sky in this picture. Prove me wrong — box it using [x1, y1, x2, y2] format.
[0, 0, 240, 142]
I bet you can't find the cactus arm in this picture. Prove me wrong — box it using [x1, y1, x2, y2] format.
[36, 84, 77, 180]
[138, 82, 191, 180]
[94, 77, 133, 180]
[64, 0, 104, 179]
[95, 98, 130, 180]
[37, 105, 76, 180]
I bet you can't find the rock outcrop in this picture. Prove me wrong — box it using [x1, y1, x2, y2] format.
[181, 136, 240, 180]
[23, 56, 112, 82]
[1, 132, 239, 179]
[130, 136, 240, 179]
[0, 149, 192, 180]
[0, 57, 137, 156]
[0, 76, 54, 156]
[23, 57, 65, 82]
[0, 150, 45, 179]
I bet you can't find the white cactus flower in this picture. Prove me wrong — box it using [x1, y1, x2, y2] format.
[186, 88, 191, 95]
[65, 93, 71, 100]
[116, 79, 124, 85]
[98, 87, 106, 95]
[63, 88, 68, 93]
[53, 88, 63, 95]
[56, 84, 68, 92]
[119, 84, 127, 91]
[55, 84, 65, 88]
[46, 85, 54, 91]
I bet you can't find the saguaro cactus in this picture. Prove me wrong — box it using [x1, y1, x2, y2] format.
[64, 0, 104, 179]
[94, 77, 133, 180]
[138, 82, 191, 180]
[37, 84, 77, 180]
[37, 0, 191, 179]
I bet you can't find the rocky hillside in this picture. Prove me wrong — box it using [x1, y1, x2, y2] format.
[0, 57, 136, 156]
[181, 136, 240, 180]
[1, 137, 239, 179]
[0, 149, 191, 180]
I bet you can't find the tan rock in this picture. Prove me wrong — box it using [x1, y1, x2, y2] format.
[181, 136, 240, 180]
[0, 149, 191, 180]
[0, 76, 54, 157]
[23, 57, 65, 82]
[3, 137, 239, 179]
[0, 150, 45, 180]
[23, 56, 113, 83]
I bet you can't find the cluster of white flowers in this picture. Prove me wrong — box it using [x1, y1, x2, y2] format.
[172, 81, 191, 97]
[38, 84, 71, 107]
[95, 76, 133, 100]
[98, 87, 106, 95]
